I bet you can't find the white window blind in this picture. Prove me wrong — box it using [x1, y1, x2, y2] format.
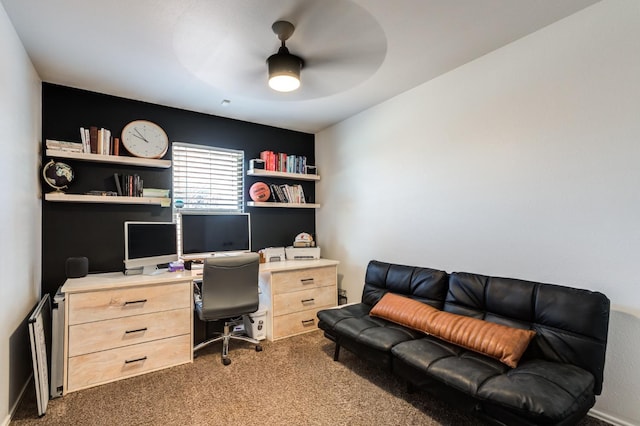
[172, 142, 244, 213]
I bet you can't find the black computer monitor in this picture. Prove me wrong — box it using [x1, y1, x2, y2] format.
[180, 213, 251, 258]
[124, 221, 178, 274]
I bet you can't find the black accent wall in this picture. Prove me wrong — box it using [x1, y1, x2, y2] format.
[42, 83, 315, 296]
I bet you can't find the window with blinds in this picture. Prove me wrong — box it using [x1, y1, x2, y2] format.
[172, 142, 244, 213]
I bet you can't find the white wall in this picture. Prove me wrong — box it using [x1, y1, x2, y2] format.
[0, 3, 42, 425]
[316, 0, 640, 424]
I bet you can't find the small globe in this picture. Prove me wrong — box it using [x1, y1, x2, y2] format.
[42, 160, 74, 192]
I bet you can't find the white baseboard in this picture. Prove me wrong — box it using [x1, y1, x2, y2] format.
[589, 408, 637, 426]
[2, 374, 33, 426]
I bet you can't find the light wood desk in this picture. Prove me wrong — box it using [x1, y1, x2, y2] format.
[60, 259, 339, 393]
[258, 259, 339, 341]
[192, 259, 340, 341]
[61, 271, 194, 394]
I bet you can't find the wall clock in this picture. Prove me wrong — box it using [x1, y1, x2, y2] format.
[121, 120, 169, 159]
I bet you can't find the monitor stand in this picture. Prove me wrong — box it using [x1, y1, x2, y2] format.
[142, 265, 168, 276]
[124, 266, 167, 276]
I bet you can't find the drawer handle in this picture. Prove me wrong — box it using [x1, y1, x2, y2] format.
[124, 299, 148, 306]
[300, 278, 314, 285]
[301, 319, 315, 326]
[125, 327, 148, 334]
[301, 298, 315, 304]
[124, 356, 147, 364]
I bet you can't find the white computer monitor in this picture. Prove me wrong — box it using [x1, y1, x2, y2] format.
[124, 221, 179, 274]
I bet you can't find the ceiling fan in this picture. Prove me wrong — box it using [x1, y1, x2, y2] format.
[172, 1, 387, 100]
[267, 21, 304, 92]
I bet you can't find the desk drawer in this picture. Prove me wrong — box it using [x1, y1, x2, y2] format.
[272, 307, 330, 340]
[69, 308, 191, 357]
[273, 286, 336, 316]
[68, 282, 191, 325]
[67, 334, 191, 392]
[271, 266, 336, 294]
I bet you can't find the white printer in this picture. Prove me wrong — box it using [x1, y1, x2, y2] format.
[285, 246, 320, 260]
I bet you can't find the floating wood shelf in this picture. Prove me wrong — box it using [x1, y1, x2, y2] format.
[44, 193, 170, 206]
[45, 150, 171, 168]
[247, 169, 319, 181]
[246, 201, 319, 209]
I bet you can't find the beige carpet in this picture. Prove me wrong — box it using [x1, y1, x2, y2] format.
[12, 330, 610, 426]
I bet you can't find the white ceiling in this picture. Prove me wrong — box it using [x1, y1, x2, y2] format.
[2, 0, 600, 133]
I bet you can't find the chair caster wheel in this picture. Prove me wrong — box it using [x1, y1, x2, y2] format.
[256, 345, 263, 352]
[222, 358, 231, 366]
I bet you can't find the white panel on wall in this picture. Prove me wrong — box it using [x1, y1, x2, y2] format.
[0, 3, 42, 424]
[317, 0, 640, 424]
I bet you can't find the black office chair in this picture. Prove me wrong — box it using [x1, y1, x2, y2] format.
[193, 252, 263, 365]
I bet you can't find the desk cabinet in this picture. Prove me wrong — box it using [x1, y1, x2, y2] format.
[259, 260, 339, 341]
[61, 273, 193, 394]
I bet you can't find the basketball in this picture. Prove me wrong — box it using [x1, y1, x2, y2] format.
[249, 182, 271, 202]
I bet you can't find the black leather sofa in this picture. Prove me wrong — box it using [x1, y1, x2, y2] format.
[317, 260, 610, 425]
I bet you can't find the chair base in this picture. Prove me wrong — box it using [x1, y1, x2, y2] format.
[193, 318, 262, 365]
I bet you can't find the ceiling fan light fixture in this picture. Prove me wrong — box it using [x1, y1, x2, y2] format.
[267, 21, 304, 92]
[267, 47, 303, 92]
[269, 74, 300, 92]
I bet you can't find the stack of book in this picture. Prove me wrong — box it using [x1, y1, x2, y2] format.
[112, 175, 170, 200]
[47, 127, 121, 156]
[113, 173, 143, 197]
[142, 188, 170, 198]
[259, 150, 308, 174]
[46, 139, 84, 153]
[269, 184, 306, 204]
[81, 126, 120, 155]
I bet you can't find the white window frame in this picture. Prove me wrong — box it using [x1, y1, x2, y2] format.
[172, 142, 245, 213]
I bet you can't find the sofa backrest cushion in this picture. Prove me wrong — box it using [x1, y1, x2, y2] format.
[371, 293, 536, 367]
[361, 260, 448, 308]
[445, 272, 610, 394]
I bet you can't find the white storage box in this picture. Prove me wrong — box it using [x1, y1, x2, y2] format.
[243, 309, 267, 340]
[51, 287, 65, 398]
[261, 247, 285, 262]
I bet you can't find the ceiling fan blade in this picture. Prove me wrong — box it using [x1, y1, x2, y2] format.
[173, 0, 387, 101]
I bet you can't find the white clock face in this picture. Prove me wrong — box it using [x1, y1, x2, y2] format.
[121, 120, 169, 159]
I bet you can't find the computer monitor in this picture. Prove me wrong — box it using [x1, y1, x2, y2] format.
[180, 213, 251, 258]
[124, 221, 179, 274]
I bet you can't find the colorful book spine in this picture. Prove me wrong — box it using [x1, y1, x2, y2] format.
[259, 150, 308, 173]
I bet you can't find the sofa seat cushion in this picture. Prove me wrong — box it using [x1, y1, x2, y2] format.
[317, 303, 424, 368]
[371, 293, 535, 367]
[392, 337, 596, 424]
[392, 337, 509, 395]
[317, 303, 371, 330]
[318, 302, 423, 352]
[478, 360, 596, 423]
[333, 316, 423, 353]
